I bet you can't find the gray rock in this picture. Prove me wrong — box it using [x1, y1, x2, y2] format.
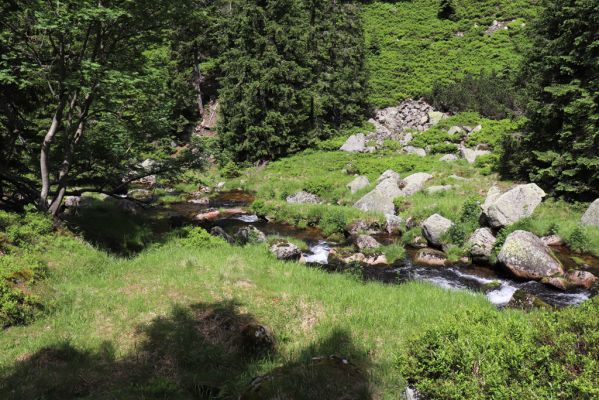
[439, 154, 458, 162]
[497, 230, 564, 280]
[541, 235, 564, 247]
[270, 241, 302, 261]
[347, 175, 370, 194]
[356, 235, 381, 251]
[235, 226, 267, 245]
[467, 228, 496, 261]
[581, 199, 599, 227]
[460, 146, 490, 164]
[428, 111, 446, 126]
[471, 124, 482, 133]
[403, 146, 426, 157]
[286, 191, 321, 204]
[401, 172, 433, 196]
[415, 248, 448, 266]
[377, 169, 402, 185]
[482, 184, 546, 228]
[340, 133, 366, 153]
[210, 226, 234, 244]
[385, 214, 403, 234]
[421, 214, 454, 247]
[426, 185, 453, 194]
[354, 177, 403, 215]
[447, 126, 464, 135]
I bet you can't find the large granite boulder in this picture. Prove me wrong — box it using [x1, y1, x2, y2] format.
[354, 171, 403, 214]
[421, 214, 454, 247]
[286, 191, 321, 204]
[460, 146, 490, 164]
[581, 199, 599, 227]
[401, 172, 433, 196]
[481, 184, 546, 228]
[270, 241, 302, 261]
[377, 169, 402, 184]
[340, 133, 366, 153]
[467, 228, 496, 262]
[497, 230, 564, 280]
[347, 175, 370, 194]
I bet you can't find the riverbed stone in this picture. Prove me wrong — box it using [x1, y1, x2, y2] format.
[235, 226, 266, 245]
[481, 184, 546, 228]
[566, 270, 597, 289]
[340, 133, 366, 153]
[415, 248, 448, 266]
[356, 235, 381, 251]
[286, 191, 321, 204]
[542, 276, 571, 291]
[581, 199, 599, 227]
[421, 214, 454, 247]
[347, 175, 370, 194]
[497, 230, 564, 280]
[467, 228, 496, 262]
[270, 241, 302, 261]
[195, 210, 221, 221]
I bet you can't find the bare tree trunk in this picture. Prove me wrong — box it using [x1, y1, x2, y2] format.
[39, 100, 66, 210]
[192, 47, 204, 117]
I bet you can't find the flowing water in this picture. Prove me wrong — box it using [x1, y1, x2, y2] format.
[156, 190, 598, 308]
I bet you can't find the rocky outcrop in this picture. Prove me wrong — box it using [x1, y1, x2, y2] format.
[421, 214, 454, 247]
[286, 191, 321, 204]
[467, 228, 496, 262]
[414, 248, 448, 266]
[347, 176, 370, 194]
[372, 99, 445, 133]
[355, 235, 381, 251]
[497, 230, 564, 280]
[340, 133, 366, 153]
[581, 199, 599, 227]
[481, 184, 546, 228]
[270, 241, 302, 261]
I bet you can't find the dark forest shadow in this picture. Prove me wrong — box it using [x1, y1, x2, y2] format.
[0, 301, 372, 399]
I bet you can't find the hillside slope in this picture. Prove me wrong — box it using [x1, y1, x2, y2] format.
[363, 0, 538, 107]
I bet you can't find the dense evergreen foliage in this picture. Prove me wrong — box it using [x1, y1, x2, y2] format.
[504, 0, 599, 200]
[218, 0, 368, 162]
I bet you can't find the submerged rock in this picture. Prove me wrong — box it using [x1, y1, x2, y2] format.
[270, 241, 302, 261]
[581, 199, 599, 227]
[467, 228, 496, 262]
[286, 191, 321, 204]
[414, 248, 448, 266]
[497, 230, 564, 280]
[347, 175, 370, 194]
[421, 214, 453, 247]
[481, 184, 546, 228]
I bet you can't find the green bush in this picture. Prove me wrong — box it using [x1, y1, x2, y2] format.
[319, 209, 348, 237]
[568, 225, 590, 254]
[0, 283, 43, 328]
[180, 227, 226, 248]
[401, 298, 599, 399]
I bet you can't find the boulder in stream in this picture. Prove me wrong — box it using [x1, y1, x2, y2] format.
[421, 214, 453, 247]
[414, 248, 448, 267]
[497, 230, 564, 280]
[270, 241, 302, 261]
[235, 226, 266, 245]
[566, 270, 597, 289]
[481, 184, 546, 228]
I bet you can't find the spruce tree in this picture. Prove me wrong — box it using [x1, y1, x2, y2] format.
[512, 0, 598, 199]
[219, 0, 312, 162]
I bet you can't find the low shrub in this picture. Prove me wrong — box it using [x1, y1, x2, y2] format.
[180, 227, 226, 248]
